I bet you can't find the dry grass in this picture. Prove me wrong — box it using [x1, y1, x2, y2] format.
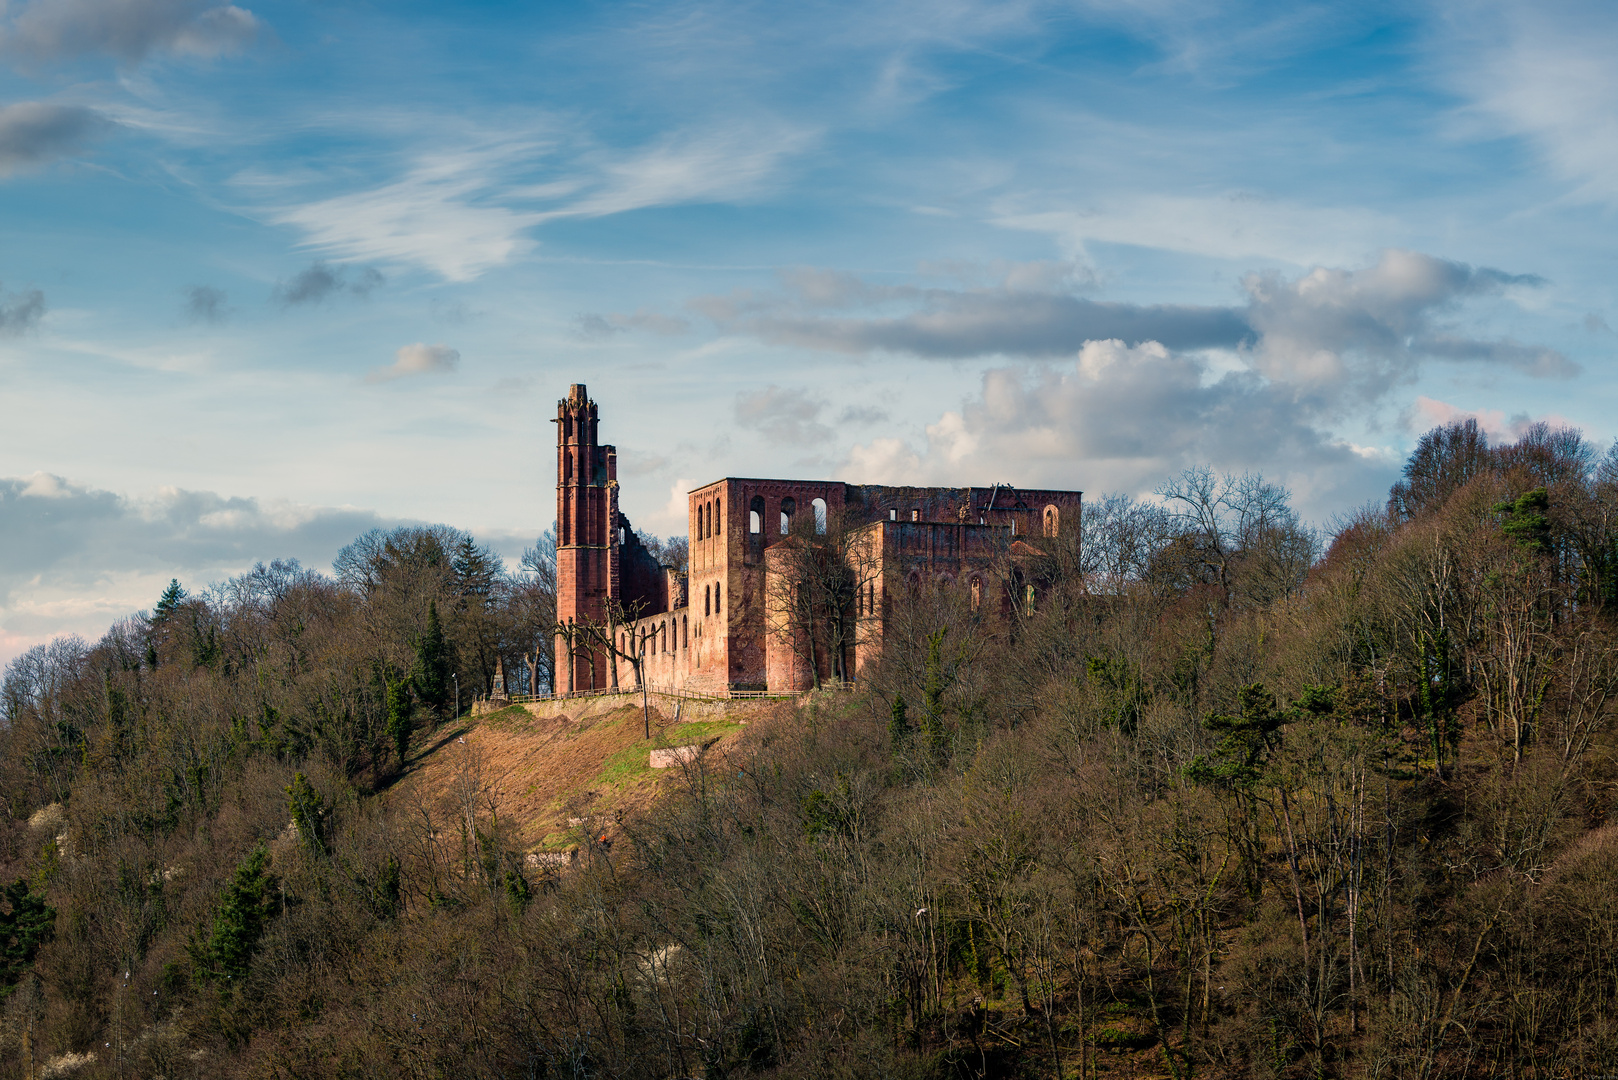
[385, 695, 768, 852]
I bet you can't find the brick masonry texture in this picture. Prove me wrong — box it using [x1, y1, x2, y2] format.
[553, 385, 1083, 694]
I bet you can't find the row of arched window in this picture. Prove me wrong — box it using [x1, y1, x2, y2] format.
[745, 494, 829, 536]
[622, 614, 691, 658]
[696, 496, 723, 540]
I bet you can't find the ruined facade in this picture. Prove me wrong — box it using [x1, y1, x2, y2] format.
[554, 384, 1082, 695]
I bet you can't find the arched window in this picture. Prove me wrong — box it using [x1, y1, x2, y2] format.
[750, 494, 765, 534]
[1010, 516, 1018, 536]
[869, 581, 876, 614]
[682, 615, 688, 649]
[661, 622, 668, 652]
[970, 577, 982, 611]
[715, 582, 722, 613]
[812, 497, 827, 535]
[1043, 505, 1059, 537]
[704, 584, 711, 616]
[715, 497, 722, 533]
[780, 496, 796, 536]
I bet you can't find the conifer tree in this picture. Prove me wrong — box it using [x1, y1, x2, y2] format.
[414, 600, 450, 716]
[199, 844, 276, 981]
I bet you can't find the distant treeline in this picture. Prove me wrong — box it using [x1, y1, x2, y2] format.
[3, 417, 1618, 1079]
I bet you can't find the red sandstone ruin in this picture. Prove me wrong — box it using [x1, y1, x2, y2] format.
[554, 384, 1082, 695]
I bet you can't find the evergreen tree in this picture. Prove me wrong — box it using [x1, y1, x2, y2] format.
[1185, 683, 1286, 790]
[199, 844, 276, 981]
[385, 674, 413, 764]
[1494, 487, 1553, 555]
[152, 579, 186, 623]
[414, 600, 450, 715]
[0, 879, 55, 998]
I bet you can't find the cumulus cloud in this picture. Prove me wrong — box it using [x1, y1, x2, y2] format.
[183, 284, 228, 323]
[366, 342, 460, 383]
[0, 0, 260, 64]
[272, 261, 384, 307]
[0, 282, 45, 334]
[841, 341, 1396, 521]
[1241, 249, 1573, 408]
[735, 386, 833, 444]
[0, 472, 391, 666]
[0, 102, 112, 175]
[573, 309, 691, 339]
[692, 251, 1571, 406]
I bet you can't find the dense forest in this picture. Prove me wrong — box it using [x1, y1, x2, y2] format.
[4, 417, 1618, 1079]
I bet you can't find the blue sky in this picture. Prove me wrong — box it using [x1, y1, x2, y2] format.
[3, 0, 1617, 663]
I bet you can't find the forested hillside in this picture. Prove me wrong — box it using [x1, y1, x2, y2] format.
[5, 418, 1618, 1079]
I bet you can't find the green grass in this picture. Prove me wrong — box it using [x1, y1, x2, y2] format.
[592, 718, 747, 790]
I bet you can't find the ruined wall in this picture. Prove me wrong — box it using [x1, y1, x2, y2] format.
[551, 387, 1082, 696]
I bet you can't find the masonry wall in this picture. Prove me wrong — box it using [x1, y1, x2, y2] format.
[552, 386, 1082, 697]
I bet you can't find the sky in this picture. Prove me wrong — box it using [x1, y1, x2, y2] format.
[3, 0, 1617, 665]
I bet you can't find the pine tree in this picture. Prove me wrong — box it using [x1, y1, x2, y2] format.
[414, 600, 450, 715]
[200, 844, 275, 981]
[152, 579, 186, 623]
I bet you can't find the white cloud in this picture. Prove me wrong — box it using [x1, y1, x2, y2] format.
[367, 342, 460, 383]
[269, 149, 547, 283]
[1443, 2, 1618, 206]
[841, 339, 1394, 520]
[995, 193, 1401, 267]
[0, 473, 395, 667]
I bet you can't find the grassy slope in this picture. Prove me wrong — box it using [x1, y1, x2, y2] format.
[387, 697, 761, 852]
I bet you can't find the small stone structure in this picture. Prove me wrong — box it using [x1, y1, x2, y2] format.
[649, 744, 703, 769]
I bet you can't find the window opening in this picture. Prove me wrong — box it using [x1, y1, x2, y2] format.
[780, 496, 796, 536]
[911, 508, 919, 522]
[750, 494, 765, 535]
[682, 615, 688, 649]
[715, 582, 722, 613]
[889, 508, 897, 521]
[812, 497, 828, 535]
[704, 584, 710, 616]
[1044, 505, 1059, 537]
[715, 497, 722, 533]
[971, 578, 982, 611]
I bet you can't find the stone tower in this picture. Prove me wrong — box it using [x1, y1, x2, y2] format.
[554, 384, 619, 692]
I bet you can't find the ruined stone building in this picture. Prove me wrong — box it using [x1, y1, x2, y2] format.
[554, 384, 1082, 695]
